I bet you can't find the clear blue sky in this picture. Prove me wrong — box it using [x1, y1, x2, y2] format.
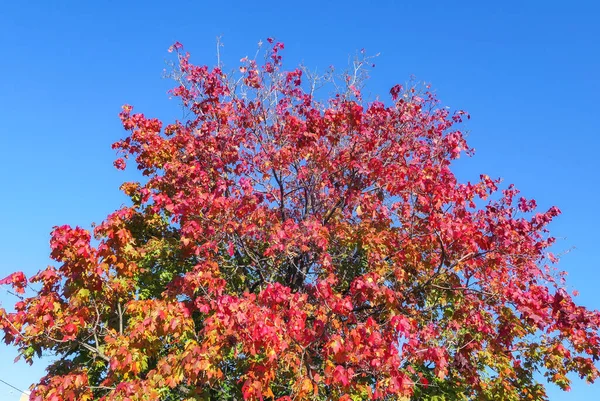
[0, 1, 598, 399]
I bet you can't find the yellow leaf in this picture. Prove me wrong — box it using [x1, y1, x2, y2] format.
[301, 378, 313, 394]
[264, 386, 274, 398]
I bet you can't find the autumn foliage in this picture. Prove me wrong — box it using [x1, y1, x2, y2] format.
[1, 40, 599, 401]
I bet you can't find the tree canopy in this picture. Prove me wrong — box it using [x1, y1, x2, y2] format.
[1, 40, 599, 401]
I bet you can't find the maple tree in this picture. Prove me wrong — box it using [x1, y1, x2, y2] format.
[2, 39, 599, 401]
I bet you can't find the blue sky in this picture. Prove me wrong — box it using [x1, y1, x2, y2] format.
[0, 1, 598, 399]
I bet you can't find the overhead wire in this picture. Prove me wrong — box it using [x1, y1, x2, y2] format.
[0, 378, 29, 396]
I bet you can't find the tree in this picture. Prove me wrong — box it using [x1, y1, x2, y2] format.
[1, 39, 599, 401]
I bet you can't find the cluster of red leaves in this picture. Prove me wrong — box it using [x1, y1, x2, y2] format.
[1, 40, 599, 400]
